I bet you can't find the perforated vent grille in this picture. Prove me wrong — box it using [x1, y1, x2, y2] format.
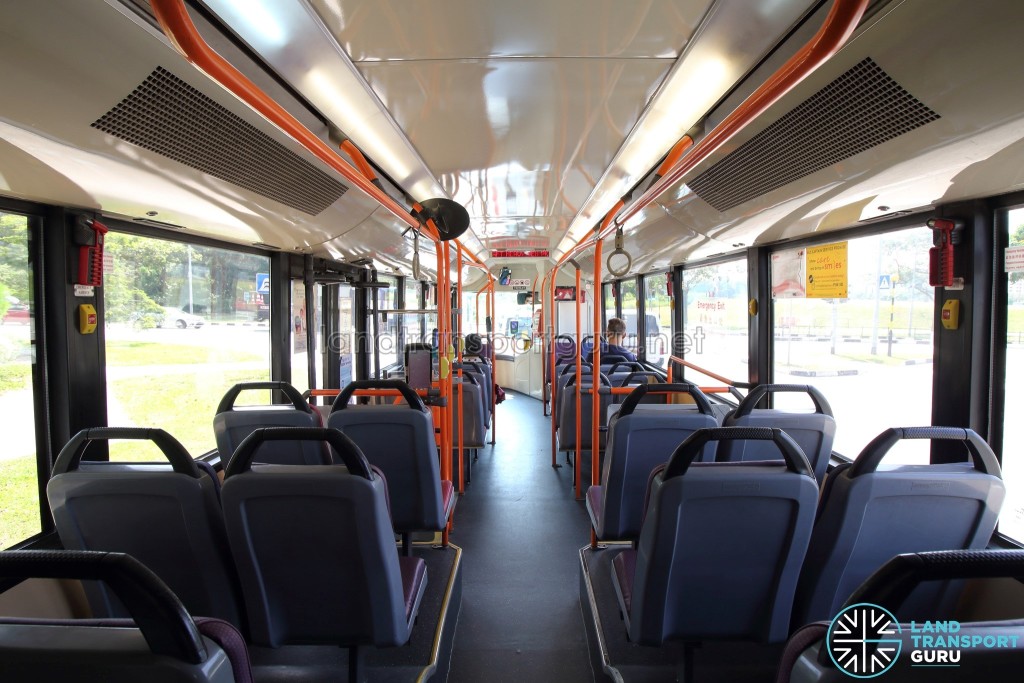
[689, 58, 939, 213]
[92, 67, 347, 215]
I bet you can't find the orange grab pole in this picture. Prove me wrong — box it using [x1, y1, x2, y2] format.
[457, 244, 465, 494]
[488, 280, 496, 444]
[574, 265, 583, 500]
[149, 0, 441, 242]
[591, 233, 604, 492]
[550, 264, 560, 466]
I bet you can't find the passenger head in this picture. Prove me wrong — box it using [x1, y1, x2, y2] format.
[607, 317, 627, 344]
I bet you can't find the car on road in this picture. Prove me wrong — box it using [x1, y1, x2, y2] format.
[255, 303, 269, 322]
[2, 304, 30, 324]
[161, 307, 204, 329]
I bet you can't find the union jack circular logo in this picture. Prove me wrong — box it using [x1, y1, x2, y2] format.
[826, 603, 903, 678]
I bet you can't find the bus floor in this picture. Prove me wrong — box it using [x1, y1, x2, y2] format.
[447, 391, 596, 683]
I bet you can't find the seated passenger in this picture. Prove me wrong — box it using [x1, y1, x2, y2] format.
[587, 317, 637, 363]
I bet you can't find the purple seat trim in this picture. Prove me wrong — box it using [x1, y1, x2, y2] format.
[194, 617, 254, 683]
[586, 485, 603, 534]
[612, 550, 637, 615]
[441, 480, 455, 520]
[399, 556, 427, 621]
[775, 622, 828, 683]
[639, 463, 667, 529]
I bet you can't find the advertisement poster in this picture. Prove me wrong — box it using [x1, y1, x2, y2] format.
[805, 241, 848, 298]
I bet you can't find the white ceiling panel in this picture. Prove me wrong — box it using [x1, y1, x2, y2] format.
[309, 0, 708, 61]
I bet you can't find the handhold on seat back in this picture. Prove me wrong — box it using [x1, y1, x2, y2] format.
[0, 550, 246, 683]
[47, 428, 243, 627]
[614, 426, 818, 646]
[225, 427, 372, 479]
[719, 384, 836, 483]
[214, 382, 329, 467]
[778, 550, 1024, 683]
[792, 426, 1005, 628]
[330, 379, 427, 412]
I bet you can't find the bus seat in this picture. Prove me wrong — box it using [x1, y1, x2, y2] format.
[557, 372, 612, 452]
[612, 427, 818, 647]
[0, 550, 248, 683]
[47, 428, 244, 628]
[221, 428, 426, 662]
[778, 550, 1024, 682]
[464, 360, 493, 427]
[453, 373, 486, 450]
[554, 362, 592, 428]
[792, 427, 1005, 628]
[719, 384, 836, 484]
[327, 380, 455, 546]
[213, 381, 330, 467]
[588, 383, 718, 541]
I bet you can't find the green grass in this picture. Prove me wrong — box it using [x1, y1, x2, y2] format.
[106, 341, 265, 366]
[0, 364, 30, 393]
[108, 369, 270, 459]
[0, 455, 41, 550]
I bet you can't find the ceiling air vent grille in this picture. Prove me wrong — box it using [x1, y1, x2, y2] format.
[689, 58, 939, 213]
[92, 67, 347, 215]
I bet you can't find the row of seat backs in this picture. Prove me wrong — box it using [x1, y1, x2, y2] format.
[215, 380, 452, 535]
[46, 427, 426, 651]
[555, 367, 665, 450]
[462, 360, 492, 429]
[588, 383, 833, 542]
[609, 425, 1004, 648]
[779, 549, 1024, 682]
[0, 550, 247, 683]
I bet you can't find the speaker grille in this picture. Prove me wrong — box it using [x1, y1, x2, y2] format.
[93, 67, 347, 215]
[689, 58, 939, 213]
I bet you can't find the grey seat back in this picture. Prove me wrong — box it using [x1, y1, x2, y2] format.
[221, 428, 425, 648]
[554, 363, 592, 427]
[0, 550, 243, 683]
[779, 550, 1024, 683]
[719, 384, 836, 483]
[213, 381, 329, 466]
[557, 372, 612, 451]
[328, 380, 449, 532]
[588, 384, 718, 541]
[792, 427, 1005, 628]
[46, 428, 243, 628]
[616, 427, 818, 645]
[464, 360, 492, 427]
[452, 374, 486, 448]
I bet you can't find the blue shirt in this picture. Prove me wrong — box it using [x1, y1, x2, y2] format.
[587, 341, 636, 363]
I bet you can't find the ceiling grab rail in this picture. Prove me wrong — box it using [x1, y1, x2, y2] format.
[615, 0, 869, 230]
[149, 0, 440, 243]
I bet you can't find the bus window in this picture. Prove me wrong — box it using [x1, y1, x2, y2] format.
[643, 272, 672, 367]
[681, 259, 749, 383]
[1000, 207, 1024, 543]
[772, 228, 934, 461]
[619, 279, 639, 351]
[103, 233, 271, 460]
[0, 212, 39, 549]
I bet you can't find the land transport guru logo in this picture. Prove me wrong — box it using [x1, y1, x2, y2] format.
[826, 603, 902, 678]
[825, 602, 1021, 677]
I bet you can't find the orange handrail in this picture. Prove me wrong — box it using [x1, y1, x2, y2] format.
[668, 355, 748, 388]
[615, 0, 869, 229]
[573, 265, 583, 499]
[149, 0, 439, 242]
[456, 243, 465, 494]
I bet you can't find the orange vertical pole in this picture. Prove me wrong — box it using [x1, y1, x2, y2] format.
[436, 241, 451, 484]
[591, 236, 604, 490]
[550, 266, 560, 466]
[456, 244, 465, 494]
[574, 265, 583, 500]
[489, 280, 496, 444]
